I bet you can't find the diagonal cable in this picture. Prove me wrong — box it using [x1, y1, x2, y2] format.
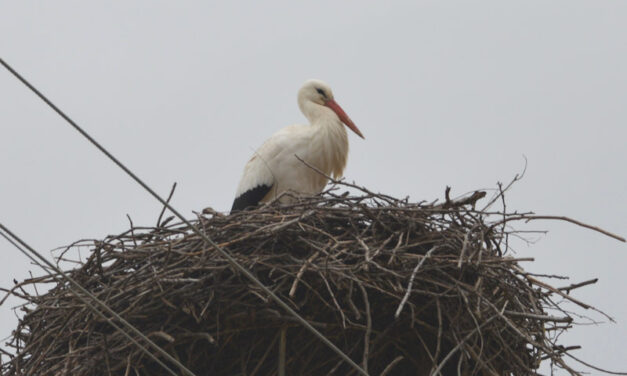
[0, 57, 368, 376]
[0, 224, 189, 376]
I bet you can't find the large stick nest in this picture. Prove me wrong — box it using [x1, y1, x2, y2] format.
[0, 184, 606, 375]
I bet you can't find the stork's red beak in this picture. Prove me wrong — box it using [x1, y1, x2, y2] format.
[325, 99, 364, 139]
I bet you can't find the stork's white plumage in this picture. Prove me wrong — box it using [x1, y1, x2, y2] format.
[231, 79, 364, 212]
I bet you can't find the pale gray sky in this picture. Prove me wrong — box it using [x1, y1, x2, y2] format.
[1, 1, 626, 374]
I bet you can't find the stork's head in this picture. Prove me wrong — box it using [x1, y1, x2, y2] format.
[298, 79, 365, 139]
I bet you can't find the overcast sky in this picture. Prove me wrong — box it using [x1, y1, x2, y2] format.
[1, 1, 626, 374]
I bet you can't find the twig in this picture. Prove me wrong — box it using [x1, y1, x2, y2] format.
[430, 315, 498, 375]
[564, 352, 627, 375]
[380, 356, 403, 376]
[157, 183, 177, 227]
[395, 246, 440, 318]
[492, 215, 625, 243]
[481, 155, 527, 211]
[558, 278, 599, 293]
[278, 326, 287, 376]
[357, 282, 371, 374]
[289, 251, 320, 297]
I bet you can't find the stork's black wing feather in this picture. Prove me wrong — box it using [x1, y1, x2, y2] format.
[230, 184, 272, 213]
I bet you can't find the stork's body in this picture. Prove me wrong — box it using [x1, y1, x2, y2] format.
[231, 80, 364, 212]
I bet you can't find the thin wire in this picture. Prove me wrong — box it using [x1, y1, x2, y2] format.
[0, 57, 368, 376]
[0, 224, 185, 376]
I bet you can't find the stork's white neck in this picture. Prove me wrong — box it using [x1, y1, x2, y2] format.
[299, 99, 335, 125]
[298, 99, 349, 180]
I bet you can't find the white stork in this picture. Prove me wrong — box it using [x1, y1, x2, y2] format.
[231, 79, 364, 212]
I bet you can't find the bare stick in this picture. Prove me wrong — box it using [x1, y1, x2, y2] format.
[289, 251, 320, 297]
[430, 316, 498, 375]
[558, 278, 598, 293]
[564, 352, 627, 375]
[493, 215, 625, 243]
[482, 156, 527, 211]
[357, 282, 371, 374]
[278, 326, 287, 376]
[157, 183, 177, 227]
[380, 356, 404, 376]
[395, 246, 440, 318]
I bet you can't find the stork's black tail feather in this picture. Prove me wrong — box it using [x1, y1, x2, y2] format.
[230, 184, 272, 213]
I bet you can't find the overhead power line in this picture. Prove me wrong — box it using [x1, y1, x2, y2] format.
[0, 58, 368, 376]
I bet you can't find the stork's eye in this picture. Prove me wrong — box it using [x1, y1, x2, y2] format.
[316, 88, 327, 98]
